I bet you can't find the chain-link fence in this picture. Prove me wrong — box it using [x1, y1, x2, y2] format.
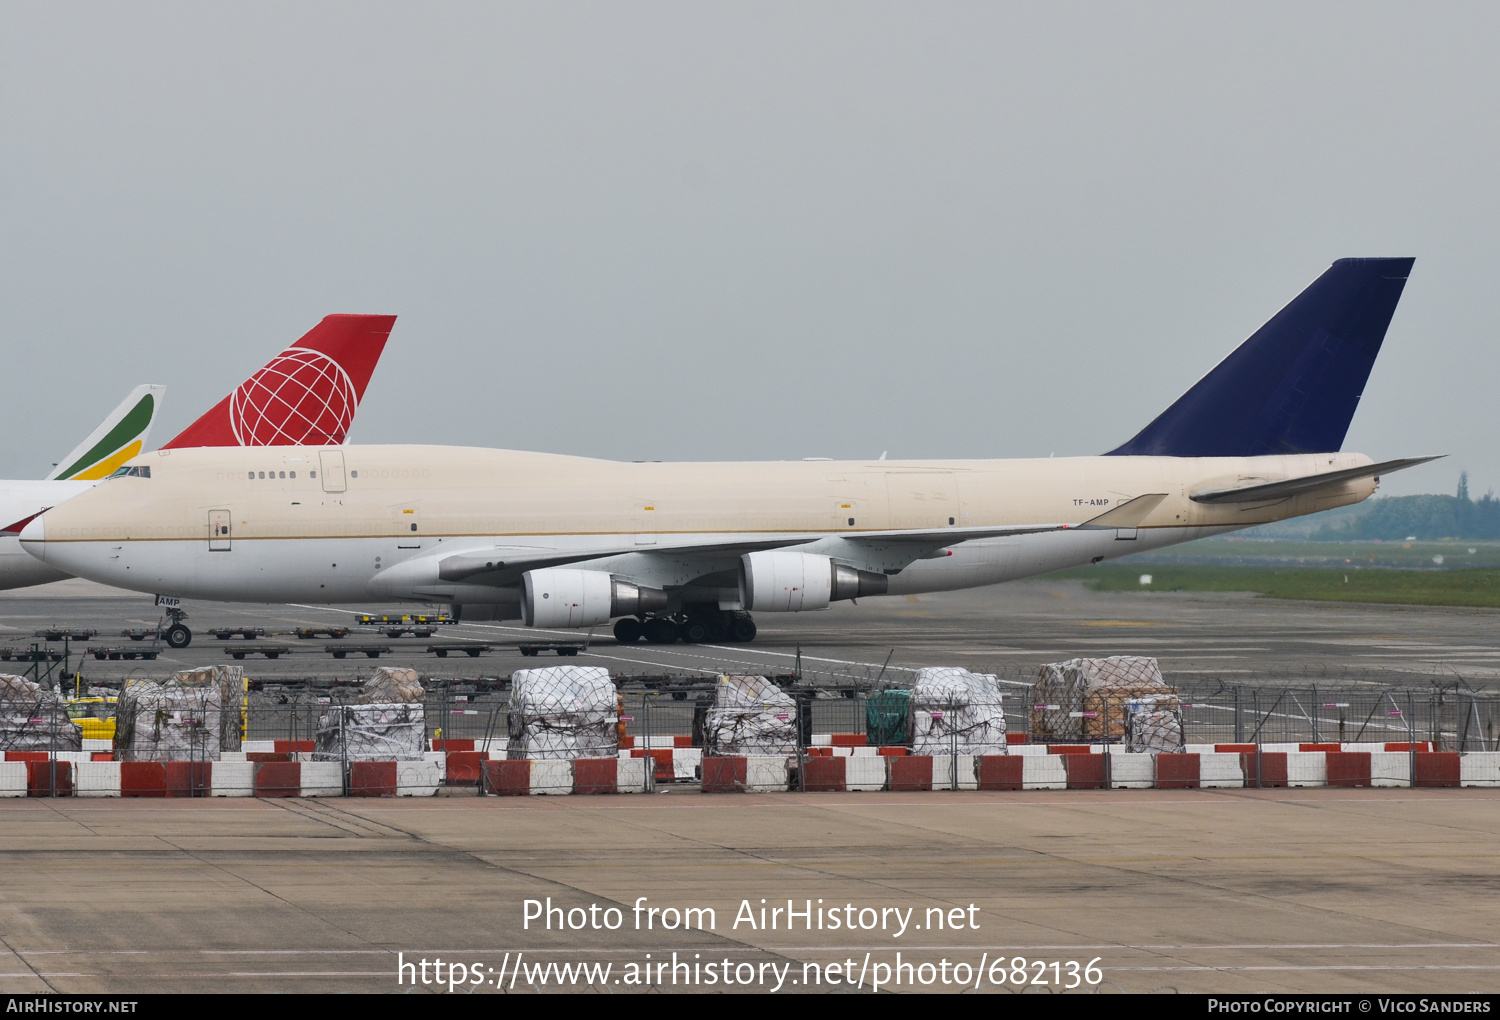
[239, 681, 1500, 753]
[10, 663, 1500, 796]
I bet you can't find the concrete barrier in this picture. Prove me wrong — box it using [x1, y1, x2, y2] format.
[802, 756, 847, 792]
[977, 756, 1023, 791]
[746, 756, 791, 792]
[1199, 753, 1244, 788]
[1286, 752, 1327, 787]
[0, 761, 24, 797]
[212, 761, 255, 797]
[846, 755, 887, 791]
[1370, 752, 1411, 788]
[1063, 754, 1105, 789]
[1241, 751, 1288, 787]
[1415, 752, 1460, 788]
[930, 755, 978, 791]
[1109, 752, 1155, 789]
[702, 756, 747, 793]
[1460, 752, 1500, 787]
[1324, 751, 1372, 788]
[76, 761, 121, 797]
[1021, 755, 1067, 789]
[1153, 753, 1199, 790]
[301, 761, 345, 797]
[888, 755, 933, 792]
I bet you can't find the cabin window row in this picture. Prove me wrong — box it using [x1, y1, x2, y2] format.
[247, 470, 316, 479]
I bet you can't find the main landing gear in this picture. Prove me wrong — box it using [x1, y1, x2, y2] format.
[613, 609, 757, 645]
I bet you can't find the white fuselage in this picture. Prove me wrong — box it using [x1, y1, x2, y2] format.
[0, 480, 94, 589]
[20, 445, 1378, 619]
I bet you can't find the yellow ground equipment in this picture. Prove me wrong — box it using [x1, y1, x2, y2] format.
[66, 696, 118, 741]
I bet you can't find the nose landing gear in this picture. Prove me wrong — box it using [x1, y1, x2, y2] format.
[163, 607, 192, 649]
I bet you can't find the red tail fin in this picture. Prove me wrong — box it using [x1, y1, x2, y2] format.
[162, 314, 395, 449]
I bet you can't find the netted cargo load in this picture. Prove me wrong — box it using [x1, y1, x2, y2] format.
[0, 674, 79, 752]
[1031, 656, 1177, 742]
[314, 703, 426, 762]
[360, 666, 424, 703]
[703, 675, 796, 757]
[1124, 697, 1184, 753]
[866, 689, 911, 746]
[909, 667, 1007, 756]
[507, 665, 617, 761]
[115, 665, 245, 762]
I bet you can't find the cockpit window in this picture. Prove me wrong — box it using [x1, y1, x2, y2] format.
[107, 466, 151, 479]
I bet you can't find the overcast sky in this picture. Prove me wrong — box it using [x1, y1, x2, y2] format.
[1, 3, 1493, 497]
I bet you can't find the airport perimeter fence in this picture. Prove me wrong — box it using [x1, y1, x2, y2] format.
[241, 681, 1500, 757]
[8, 673, 1500, 797]
[10, 679, 1500, 756]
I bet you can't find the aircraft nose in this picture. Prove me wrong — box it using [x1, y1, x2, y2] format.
[19, 516, 45, 558]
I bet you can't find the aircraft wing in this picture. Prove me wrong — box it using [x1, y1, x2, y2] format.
[434, 522, 1077, 587]
[434, 538, 803, 584]
[1189, 456, 1441, 505]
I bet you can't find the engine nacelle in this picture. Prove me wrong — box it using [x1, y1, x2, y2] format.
[740, 551, 888, 612]
[521, 568, 669, 628]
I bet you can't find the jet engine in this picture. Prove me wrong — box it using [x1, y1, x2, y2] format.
[521, 568, 670, 628]
[739, 551, 888, 612]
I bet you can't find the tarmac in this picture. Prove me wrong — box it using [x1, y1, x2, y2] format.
[2, 789, 1499, 994]
[3, 577, 1500, 994]
[3, 575, 1499, 688]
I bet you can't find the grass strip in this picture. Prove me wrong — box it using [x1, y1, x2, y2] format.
[1052, 564, 1500, 608]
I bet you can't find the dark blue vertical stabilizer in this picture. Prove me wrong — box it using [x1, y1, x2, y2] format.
[1106, 258, 1414, 457]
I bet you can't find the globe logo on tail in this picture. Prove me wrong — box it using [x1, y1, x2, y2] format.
[228, 347, 358, 446]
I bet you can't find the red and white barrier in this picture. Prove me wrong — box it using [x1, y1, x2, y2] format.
[12, 733, 1500, 796]
[1460, 752, 1500, 786]
[482, 757, 654, 795]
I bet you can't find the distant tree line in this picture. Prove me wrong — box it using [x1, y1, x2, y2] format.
[1313, 472, 1500, 540]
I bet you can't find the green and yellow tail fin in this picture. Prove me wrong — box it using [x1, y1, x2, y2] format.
[47, 384, 166, 481]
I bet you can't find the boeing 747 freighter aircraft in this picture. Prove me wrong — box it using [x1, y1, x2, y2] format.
[21, 260, 1433, 645]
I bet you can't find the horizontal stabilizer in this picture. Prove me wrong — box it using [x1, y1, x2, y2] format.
[1189, 456, 1442, 505]
[1109, 258, 1414, 457]
[1077, 494, 1169, 528]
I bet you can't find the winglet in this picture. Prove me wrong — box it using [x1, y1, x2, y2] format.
[47, 384, 165, 480]
[161, 314, 396, 449]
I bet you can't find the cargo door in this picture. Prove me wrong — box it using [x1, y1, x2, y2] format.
[826, 471, 889, 531]
[884, 471, 961, 530]
[319, 450, 347, 493]
[394, 506, 421, 549]
[633, 503, 658, 546]
[208, 509, 231, 552]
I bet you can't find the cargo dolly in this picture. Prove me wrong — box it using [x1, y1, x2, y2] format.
[517, 642, 582, 657]
[211, 627, 266, 640]
[225, 644, 291, 660]
[296, 626, 350, 639]
[327, 644, 392, 659]
[429, 643, 490, 658]
[0, 646, 63, 662]
[34, 628, 98, 642]
[120, 627, 161, 642]
[89, 646, 159, 661]
[373, 626, 438, 638]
